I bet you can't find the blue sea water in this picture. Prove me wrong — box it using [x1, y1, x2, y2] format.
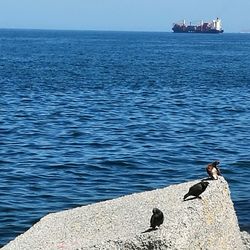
[0, 29, 250, 246]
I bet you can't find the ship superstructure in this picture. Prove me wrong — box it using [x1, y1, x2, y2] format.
[172, 18, 224, 33]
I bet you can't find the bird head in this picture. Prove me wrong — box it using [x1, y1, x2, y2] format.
[152, 208, 161, 214]
[211, 160, 220, 167]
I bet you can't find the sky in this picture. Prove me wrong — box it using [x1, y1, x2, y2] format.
[0, 0, 250, 33]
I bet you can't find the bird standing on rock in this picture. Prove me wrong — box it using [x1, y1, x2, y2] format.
[206, 160, 221, 180]
[183, 181, 209, 201]
[150, 208, 164, 229]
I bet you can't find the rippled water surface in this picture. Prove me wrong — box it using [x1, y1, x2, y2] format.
[0, 30, 250, 246]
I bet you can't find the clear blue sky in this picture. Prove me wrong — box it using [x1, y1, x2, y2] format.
[0, 0, 250, 32]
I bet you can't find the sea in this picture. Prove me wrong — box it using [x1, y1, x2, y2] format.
[0, 29, 249, 246]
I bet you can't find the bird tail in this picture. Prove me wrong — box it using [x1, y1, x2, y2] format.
[183, 193, 189, 200]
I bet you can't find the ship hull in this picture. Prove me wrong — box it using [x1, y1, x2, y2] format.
[172, 18, 224, 34]
[172, 29, 224, 33]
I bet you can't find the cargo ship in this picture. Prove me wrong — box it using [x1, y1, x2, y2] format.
[172, 18, 224, 33]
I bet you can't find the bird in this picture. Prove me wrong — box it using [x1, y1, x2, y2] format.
[183, 181, 209, 201]
[150, 208, 164, 229]
[206, 160, 221, 180]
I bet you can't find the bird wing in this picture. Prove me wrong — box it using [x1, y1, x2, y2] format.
[189, 183, 202, 195]
[206, 165, 213, 177]
[150, 215, 155, 227]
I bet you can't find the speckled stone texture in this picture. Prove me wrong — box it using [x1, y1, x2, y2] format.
[2, 177, 246, 250]
[241, 231, 250, 250]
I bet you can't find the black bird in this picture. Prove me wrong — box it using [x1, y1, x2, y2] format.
[206, 160, 221, 180]
[150, 208, 164, 229]
[183, 181, 209, 201]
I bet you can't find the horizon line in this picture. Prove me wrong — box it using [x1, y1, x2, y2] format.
[0, 27, 243, 34]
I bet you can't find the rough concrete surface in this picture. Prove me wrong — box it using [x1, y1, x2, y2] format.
[241, 231, 250, 250]
[2, 177, 246, 250]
